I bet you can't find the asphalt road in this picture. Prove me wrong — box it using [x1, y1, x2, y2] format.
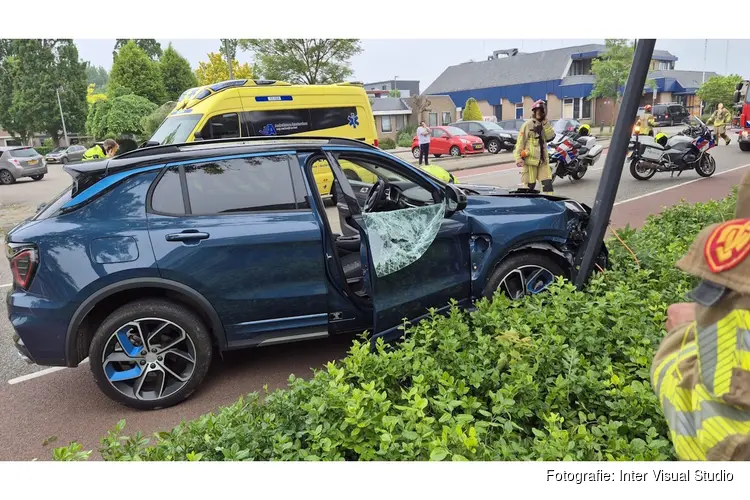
[0, 141, 748, 460]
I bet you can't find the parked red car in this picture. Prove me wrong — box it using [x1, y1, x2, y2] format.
[411, 126, 485, 158]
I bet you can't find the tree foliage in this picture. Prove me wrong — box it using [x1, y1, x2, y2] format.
[86, 94, 157, 139]
[195, 52, 253, 86]
[160, 44, 197, 101]
[241, 39, 362, 84]
[462, 98, 483, 121]
[697, 74, 743, 113]
[109, 41, 166, 104]
[0, 39, 87, 144]
[114, 39, 162, 60]
[86, 64, 109, 92]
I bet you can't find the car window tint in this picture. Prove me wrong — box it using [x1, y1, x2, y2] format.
[468, 123, 483, 133]
[200, 113, 241, 140]
[151, 167, 185, 214]
[432, 129, 446, 138]
[184, 155, 297, 214]
[9, 148, 39, 158]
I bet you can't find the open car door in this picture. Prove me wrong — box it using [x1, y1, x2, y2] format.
[323, 149, 472, 344]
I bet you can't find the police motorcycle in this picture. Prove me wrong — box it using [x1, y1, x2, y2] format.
[628, 116, 717, 181]
[547, 124, 604, 184]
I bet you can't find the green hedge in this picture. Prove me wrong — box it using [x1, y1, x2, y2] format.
[379, 138, 396, 150]
[54, 190, 738, 461]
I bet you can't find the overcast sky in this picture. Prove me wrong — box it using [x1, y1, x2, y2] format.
[74, 39, 750, 91]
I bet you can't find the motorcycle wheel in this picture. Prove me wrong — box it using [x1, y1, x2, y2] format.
[571, 164, 588, 180]
[696, 155, 716, 178]
[629, 158, 656, 181]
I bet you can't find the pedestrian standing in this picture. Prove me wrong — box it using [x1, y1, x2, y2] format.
[416, 121, 431, 166]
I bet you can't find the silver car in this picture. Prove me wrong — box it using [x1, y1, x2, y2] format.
[45, 144, 86, 164]
[0, 146, 48, 185]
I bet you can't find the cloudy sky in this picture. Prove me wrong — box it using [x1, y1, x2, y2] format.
[74, 39, 750, 91]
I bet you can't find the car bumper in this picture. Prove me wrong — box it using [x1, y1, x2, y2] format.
[738, 131, 750, 143]
[6, 288, 69, 367]
[16, 164, 48, 179]
[464, 145, 485, 154]
[45, 157, 62, 163]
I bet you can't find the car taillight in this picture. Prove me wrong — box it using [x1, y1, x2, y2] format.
[665, 114, 669, 118]
[9, 246, 38, 290]
[9, 158, 21, 166]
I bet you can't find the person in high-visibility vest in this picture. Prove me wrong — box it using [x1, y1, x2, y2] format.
[82, 139, 119, 161]
[514, 99, 555, 194]
[639, 104, 657, 137]
[652, 169, 750, 460]
[708, 103, 732, 145]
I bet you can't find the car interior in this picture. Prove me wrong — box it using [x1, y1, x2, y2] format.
[306, 152, 447, 298]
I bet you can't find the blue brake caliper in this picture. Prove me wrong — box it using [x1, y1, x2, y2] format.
[527, 270, 554, 295]
[105, 328, 144, 382]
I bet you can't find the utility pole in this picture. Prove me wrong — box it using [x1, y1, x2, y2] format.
[725, 39, 729, 75]
[573, 39, 656, 289]
[224, 39, 234, 80]
[56, 87, 69, 147]
[701, 39, 708, 115]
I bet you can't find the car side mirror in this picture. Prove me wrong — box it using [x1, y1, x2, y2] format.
[737, 82, 744, 91]
[734, 90, 741, 104]
[477, 130, 484, 134]
[444, 183, 467, 217]
[193, 131, 203, 140]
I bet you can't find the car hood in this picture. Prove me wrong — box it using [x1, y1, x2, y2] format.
[459, 183, 511, 196]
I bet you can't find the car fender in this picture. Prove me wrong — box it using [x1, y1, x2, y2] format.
[65, 277, 227, 366]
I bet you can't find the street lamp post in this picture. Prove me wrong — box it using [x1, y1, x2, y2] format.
[56, 87, 69, 147]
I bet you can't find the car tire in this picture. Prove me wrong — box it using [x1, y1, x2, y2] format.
[0, 169, 15, 185]
[629, 159, 656, 181]
[487, 139, 500, 154]
[739, 142, 750, 152]
[89, 299, 213, 410]
[31, 174, 44, 181]
[482, 252, 565, 300]
[434, 154, 442, 158]
[62, 157, 69, 164]
[449, 146, 461, 157]
[412, 147, 420, 159]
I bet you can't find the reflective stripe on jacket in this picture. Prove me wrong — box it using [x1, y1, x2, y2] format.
[651, 296, 750, 460]
[82, 144, 106, 161]
[513, 119, 555, 167]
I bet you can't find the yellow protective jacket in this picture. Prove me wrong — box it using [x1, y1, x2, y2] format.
[513, 118, 555, 168]
[82, 144, 107, 161]
[651, 171, 750, 460]
[709, 108, 732, 127]
[639, 113, 657, 134]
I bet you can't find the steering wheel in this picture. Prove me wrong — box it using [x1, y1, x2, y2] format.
[364, 179, 386, 213]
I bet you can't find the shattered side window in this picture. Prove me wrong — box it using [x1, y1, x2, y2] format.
[363, 202, 446, 277]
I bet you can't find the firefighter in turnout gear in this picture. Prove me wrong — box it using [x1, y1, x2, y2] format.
[708, 103, 732, 145]
[639, 104, 657, 137]
[652, 169, 750, 460]
[514, 99, 556, 194]
[82, 139, 119, 161]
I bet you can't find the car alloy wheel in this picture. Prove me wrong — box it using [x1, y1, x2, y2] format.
[101, 317, 197, 403]
[412, 147, 421, 159]
[0, 169, 15, 185]
[487, 140, 500, 154]
[450, 146, 461, 157]
[497, 265, 556, 299]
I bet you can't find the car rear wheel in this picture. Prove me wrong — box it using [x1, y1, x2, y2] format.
[482, 252, 565, 300]
[449, 146, 461, 157]
[89, 299, 213, 410]
[739, 142, 750, 152]
[61, 157, 69, 164]
[412, 147, 420, 159]
[31, 174, 44, 181]
[0, 169, 15, 185]
[434, 154, 442, 158]
[487, 139, 500, 154]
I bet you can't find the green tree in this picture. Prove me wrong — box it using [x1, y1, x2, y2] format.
[160, 44, 197, 101]
[195, 52, 253, 86]
[462, 98, 483, 121]
[140, 101, 176, 138]
[86, 64, 109, 92]
[697, 74, 743, 114]
[54, 41, 88, 143]
[241, 39, 362, 84]
[109, 41, 166, 104]
[389, 89, 401, 98]
[87, 94, 157, 139]
[589, 39, 633, 128]
[114, 39, 162, 60]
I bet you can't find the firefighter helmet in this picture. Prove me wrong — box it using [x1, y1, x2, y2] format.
[531, 99, 546, 112]
[644, 104, 652, 112]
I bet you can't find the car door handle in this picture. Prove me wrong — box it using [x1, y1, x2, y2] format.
[165, 231, 210, 242]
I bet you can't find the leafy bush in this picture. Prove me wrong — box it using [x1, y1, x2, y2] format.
[379, 138, 396, 150]
[397, 125, 416, 148]
[140, 101, 176, 139]
[55, 192, 738, 461]
[463, 98, 483, 121]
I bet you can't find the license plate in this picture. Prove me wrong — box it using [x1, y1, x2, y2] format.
[28, 159, 38, 165]
[473, 144, 482, 150]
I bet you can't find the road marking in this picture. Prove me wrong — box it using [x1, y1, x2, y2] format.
[614, 163, 750, 206]
[7, 358, 89, 385]
[1, 283, 11, 289]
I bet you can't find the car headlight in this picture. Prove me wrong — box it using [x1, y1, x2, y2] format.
[461, 139, 469, 144]
[564, 200, 587, 214]
[499, 133, 511, 139]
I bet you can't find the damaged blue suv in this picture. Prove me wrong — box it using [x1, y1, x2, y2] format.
[6, 137, 607, 409]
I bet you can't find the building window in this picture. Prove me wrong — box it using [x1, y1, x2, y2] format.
[457, 107, 463, 120]
[581, 98, 592, 119]
[381, 85, 387, 90]
[657, 61, 672, 70]
[515, 102, 523, 119]
[493, 105, 502, 120]
[441, 112, 451, 125]
[428, 112, 438, 127]
[381, 116, 392, 133]
[573, 99, 580, 120]
[569, 59, 592, 76]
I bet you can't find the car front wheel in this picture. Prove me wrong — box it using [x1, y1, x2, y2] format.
[449, 146, 461, 157]
[487, 139, 500, 154]
[482, 252, 565, 300]
[89, 299, 213, 410]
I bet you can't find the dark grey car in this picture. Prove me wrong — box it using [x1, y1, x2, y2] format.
[0, 147, 48, 185]
[450, 120, 517, 153]
[45, 144, 86, 164]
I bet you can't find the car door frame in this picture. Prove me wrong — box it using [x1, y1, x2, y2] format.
[321, 147, 473, 342]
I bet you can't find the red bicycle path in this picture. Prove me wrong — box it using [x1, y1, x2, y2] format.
[1, 163, 748, 461]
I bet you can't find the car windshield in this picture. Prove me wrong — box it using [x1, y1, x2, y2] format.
[9, 147, 39, 158]
[482, 122, 504, 131]
[149, 114, 203, 145]
[444, 126, 467, 136]
[50, 147, 65, 153]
